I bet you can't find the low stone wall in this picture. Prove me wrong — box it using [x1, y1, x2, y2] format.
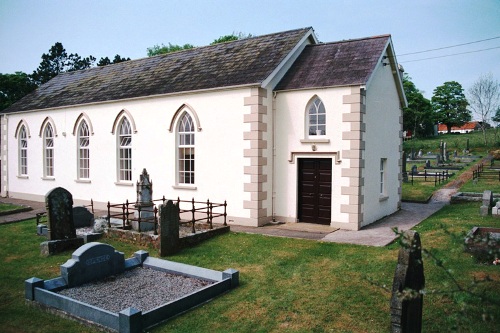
[450, 192, 500, 204]
[104, 223, 230, 255]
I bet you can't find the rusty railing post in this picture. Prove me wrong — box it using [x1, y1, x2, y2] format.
[154, 206, 158, 235]
[107, 201, 111, 228]
[191, 198, 196, 234]
[223, 200, 227, 226]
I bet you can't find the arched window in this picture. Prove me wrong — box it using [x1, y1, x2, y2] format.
[77, 120, 90, 179]
[117, 117, 132, 181]
[18, 125, 28, 176]
[307, 97, 326, 136]
[43, 123, 54, 177]
[177, 112, 195, 184]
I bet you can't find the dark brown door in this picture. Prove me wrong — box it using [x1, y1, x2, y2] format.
[298, 158, 332, 225]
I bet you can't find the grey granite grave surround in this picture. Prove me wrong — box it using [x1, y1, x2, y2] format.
[25, 242, 239, 333]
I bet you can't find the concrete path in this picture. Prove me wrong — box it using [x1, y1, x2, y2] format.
[0, 190, 455, 246]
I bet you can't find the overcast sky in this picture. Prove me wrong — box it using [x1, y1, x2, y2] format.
[0, 0, 499, 99]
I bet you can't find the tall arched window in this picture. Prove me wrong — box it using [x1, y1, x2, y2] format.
[177, 112, 195, 184]
[77, 120, 90, 179]
[307, 97, 326, 136]
[18, 125, 28, 176]
[43, 123, 54, 177]
[117, 117, 132, 181]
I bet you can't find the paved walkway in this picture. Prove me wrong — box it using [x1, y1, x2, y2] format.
[0, 190, 454, 246]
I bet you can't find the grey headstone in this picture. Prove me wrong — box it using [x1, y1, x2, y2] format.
[160, 200, 180, 256]
[482, 190, 493, 207]
[73, 206, 94, 228]
[45, 187, 75, 240]
[390, 230, 425, 333]
[436, 154, 441, 165]
[402, 152, 407, 172]
[60, 242, 125, 287]
[133, 168, 155, 231]
[466, 138, 470, 151]
[425, 160, 430, 168]
[411, 165, 418, 175]
[480, 205, 489, 217]
[417, 149, 423, 158]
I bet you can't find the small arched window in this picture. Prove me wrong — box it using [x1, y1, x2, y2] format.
[43, 123, 54, 177]
[77, 120, 90, 179]
[177, 112, 195, 184]
[117, 117, 132, 181]
[307, 97, 326, 136]
[18, 125, 28, 176]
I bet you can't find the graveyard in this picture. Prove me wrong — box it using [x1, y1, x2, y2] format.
[0, 132, 499, 332]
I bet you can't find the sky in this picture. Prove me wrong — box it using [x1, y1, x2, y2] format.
[0, 0, 499, 99]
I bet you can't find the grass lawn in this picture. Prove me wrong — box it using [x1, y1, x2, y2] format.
[0, 203, 25, 213]
[1, 203, 499, 333]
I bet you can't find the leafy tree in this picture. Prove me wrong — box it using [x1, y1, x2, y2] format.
[402, 74, 434, 137]
[31, 42, 96, 85]
[467, 73, 500, 145]
[0, 72, 37, 111]
[146, 43, 194, 57]
[210, 32, 252, 45]
[431, 81, 470, 134]
[97, 54, 131, 66]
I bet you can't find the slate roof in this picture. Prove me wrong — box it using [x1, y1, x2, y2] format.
[4, 27, 312, 113]
[275, 35, 391, 91]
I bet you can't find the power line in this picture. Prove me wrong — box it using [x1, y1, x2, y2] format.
[400, 46, 500, 63]
[398, 36, 500, 56]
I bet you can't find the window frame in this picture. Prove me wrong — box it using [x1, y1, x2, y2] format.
[18, 125, 28, 176]
[77, 119, 90, 180]
[43, 123, 55, 178]
[117, 117, 132, 182]
[307, 97, 326, 137]
[380, 158, 387, 198]
[177, 112, 195, 185]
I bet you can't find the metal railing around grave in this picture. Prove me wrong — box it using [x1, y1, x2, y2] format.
[409, 170, 450, 186]
[106, 196, 227, 235]
[36, 199, 95, 226]
[472, 163, 500, 181]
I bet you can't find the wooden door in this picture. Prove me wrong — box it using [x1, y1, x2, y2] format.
[298, 158, 332, 225]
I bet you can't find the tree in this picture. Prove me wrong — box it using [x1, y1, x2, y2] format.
[31, 42, 96, 85]
[0, 72, 37, 111]
[146, 43, 194, 57]
[210, 32, 252, 45]
[97, 54, 131, 66]
[431, 81, 470, 134]
[468, 73, 500, 145]
[402, 74, 434, 137]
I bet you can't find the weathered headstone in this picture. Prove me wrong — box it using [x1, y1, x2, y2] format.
[73, 206, 94, 228]
[60, 242, 125, 287]
[411, 165, 418, 175]
[480, 190, 493, 216]
[159, 200, 180, 256]
[40, 187, 84, 255]
[417, 149, 423, 158]
[443, 141, 447, 161]
[390, 230, 425, 333]
[436, 154, 441, 165]
[425, 160, 431, 168]
[133, 168, 155, 231]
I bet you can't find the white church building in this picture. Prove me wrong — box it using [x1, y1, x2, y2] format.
[1, 27, 406, 230]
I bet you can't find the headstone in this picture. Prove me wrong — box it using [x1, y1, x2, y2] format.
[443, 142, 447, 161]
[425, 160, 431, 168]
[466, 138, 470, 151]
[436, 154, 441, 165]
[439, 140, 444, 160]
[483, 190, 493, 207]
[159, 200, 180, 256]
[417, 149, 423, 158]
[40, 187, 84, 255]
[390, 230, 425, 333]
[133, 168, 155, 231]
[60, 242, 125, 287]
[72, 206, 94, 228]
[453, 150, 457, 158]
[46, 187, 76, 240]
[411, 165, 418, 175]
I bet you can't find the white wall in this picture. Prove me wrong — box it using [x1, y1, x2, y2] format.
[273, 87, 352, 223]
[362, 55, 402, 226]
[5, 88, 254, 221]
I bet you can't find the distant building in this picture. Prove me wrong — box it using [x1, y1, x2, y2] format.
[437, 122, 483, 134]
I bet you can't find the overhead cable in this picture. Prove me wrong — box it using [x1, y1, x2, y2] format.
[398, 36, 500, 56]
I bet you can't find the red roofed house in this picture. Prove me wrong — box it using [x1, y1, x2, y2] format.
[437, 122, 482, 134]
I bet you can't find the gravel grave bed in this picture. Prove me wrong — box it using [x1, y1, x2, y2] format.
[58, 267, 214, 313]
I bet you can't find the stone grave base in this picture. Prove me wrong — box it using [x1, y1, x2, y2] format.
[40, 238, 84, 256]
[26, 242, 239, 333]
[465, 227, 500, 263]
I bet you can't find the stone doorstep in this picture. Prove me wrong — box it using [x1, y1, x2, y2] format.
[25, 243, 239, 333]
